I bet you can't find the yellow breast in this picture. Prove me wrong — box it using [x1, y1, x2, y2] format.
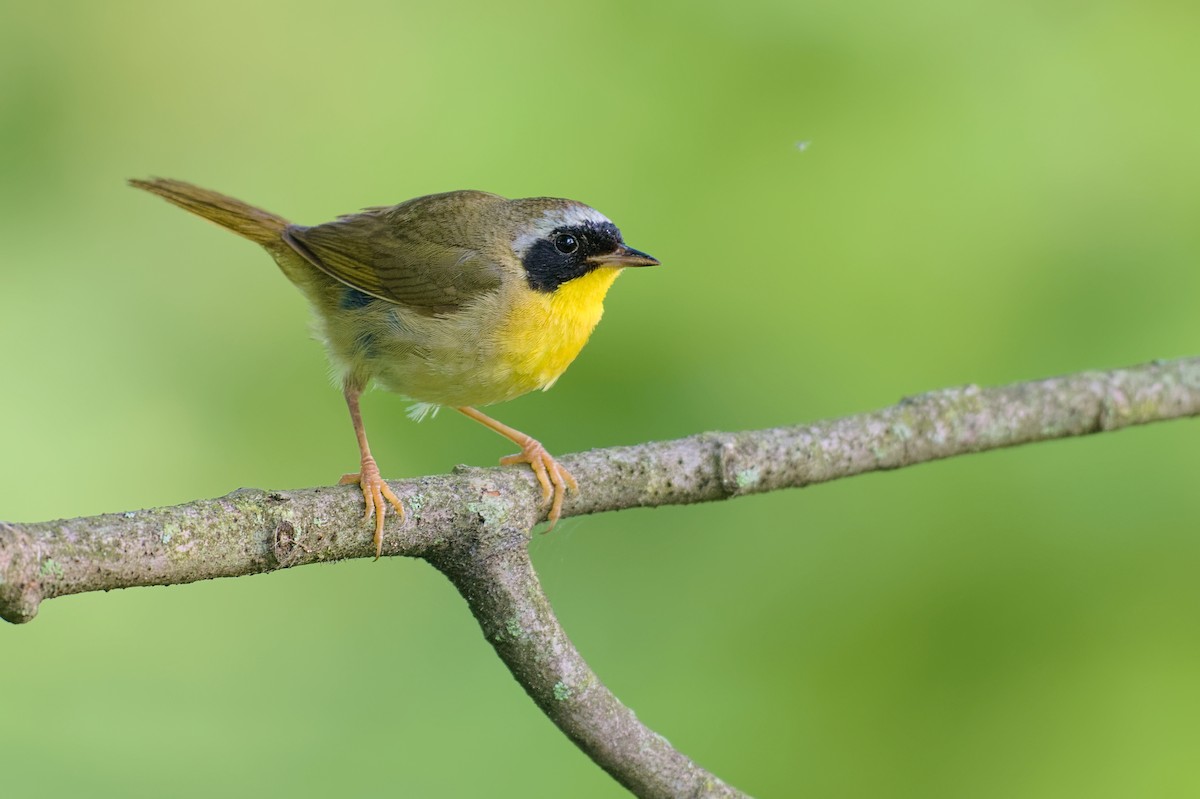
[495, 266, 622, 395]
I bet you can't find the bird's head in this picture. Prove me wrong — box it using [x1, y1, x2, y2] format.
[508, 199, 659, 294]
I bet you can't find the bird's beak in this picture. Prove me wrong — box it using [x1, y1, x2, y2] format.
[589, 245, 660, 267]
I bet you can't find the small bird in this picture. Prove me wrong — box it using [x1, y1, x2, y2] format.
[129, 178, 658, 557]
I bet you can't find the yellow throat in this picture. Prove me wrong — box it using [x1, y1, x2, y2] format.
[499, 266, 623, 393]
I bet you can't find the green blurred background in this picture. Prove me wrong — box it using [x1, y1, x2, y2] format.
[3, 0, 1200, 796]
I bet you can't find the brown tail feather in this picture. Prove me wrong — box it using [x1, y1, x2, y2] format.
[128, 178, 289, 246]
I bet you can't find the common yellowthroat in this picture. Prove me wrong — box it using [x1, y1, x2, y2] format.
[129, 178, 658, 557]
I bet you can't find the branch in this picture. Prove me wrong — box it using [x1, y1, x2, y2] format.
[433, 537, 746, 797]
[5, 356, 1200, 797]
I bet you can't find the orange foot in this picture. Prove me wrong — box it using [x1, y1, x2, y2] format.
[500, 439, 579, 530]
[339, 456, 403, 559]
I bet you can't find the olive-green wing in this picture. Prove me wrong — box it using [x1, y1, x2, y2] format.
[282, 191, 506, 312]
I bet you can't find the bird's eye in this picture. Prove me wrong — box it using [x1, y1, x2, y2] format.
[554, 234, 579, 254]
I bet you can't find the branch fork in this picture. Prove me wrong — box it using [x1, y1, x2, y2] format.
[6, 356, 1200, 797]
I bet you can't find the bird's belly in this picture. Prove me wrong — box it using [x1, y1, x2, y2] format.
[330, 267, 620, 408]
[371, 343, 534, 408]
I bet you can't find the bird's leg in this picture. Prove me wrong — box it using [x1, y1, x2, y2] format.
[339, 383, 403, 558]
[456, 406, 578, 529]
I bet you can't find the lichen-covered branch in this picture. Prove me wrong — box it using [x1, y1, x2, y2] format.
[4, 356, 1200, 798]
[432, 533, 748, 798]
[9, 356, 1197, 623]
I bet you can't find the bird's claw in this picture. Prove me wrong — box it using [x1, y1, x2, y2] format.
[500, 439, 578, 529]
[340, 456, 403, 559]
